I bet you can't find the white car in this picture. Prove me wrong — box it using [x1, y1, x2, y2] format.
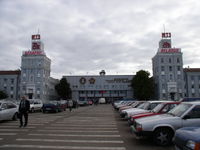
[122, 101, 166, 119]
[0, 101, 18, 121]
[131, 102, 200, 146]
[29, 99, 43, 112]
[99, 98, 106, 104]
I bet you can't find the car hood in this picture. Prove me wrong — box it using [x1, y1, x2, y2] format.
[123, 108, 144, 113]
[136, 113, 178, 124]
[128, 109, 149, 116]
[132, 112, 155, 119]
[176, 127, 200, 142]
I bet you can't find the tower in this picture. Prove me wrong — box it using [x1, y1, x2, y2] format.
[20, 34, 51, 101]
[152, 33, 185, 100]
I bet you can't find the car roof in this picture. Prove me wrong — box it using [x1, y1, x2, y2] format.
[182, 101, 200, 105]
[147, 100, 173, 103]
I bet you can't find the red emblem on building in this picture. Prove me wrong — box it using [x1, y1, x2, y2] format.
[79, 77, 86, 84]
[89, 78, 95, 84]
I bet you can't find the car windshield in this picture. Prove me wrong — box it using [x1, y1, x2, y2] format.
[168, 103, 192, 117]
[152, 103, 164, 113]
[137, 102, 149, 109]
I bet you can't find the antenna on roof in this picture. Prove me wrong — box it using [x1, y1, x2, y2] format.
[37, 28, 40, 34]
[163, 24, 165, 33]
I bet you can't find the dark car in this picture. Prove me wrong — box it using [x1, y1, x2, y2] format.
[42, 101, 63, 113]
[174, 127, 200, 150]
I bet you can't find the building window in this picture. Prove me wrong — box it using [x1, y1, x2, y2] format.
[191, 76, 194, 81]
[169, 66, 172, 71]
[10, 95, 13, 98]
[177, 58, 180, 63]
[177, 66, 181, 71]
[4, 78, 7, 82]
[169, 58, 171, 63]
[11, 79, 14, 84]
[10, 87, 14, 90]
[192, 85, 194, 88]
[169, 74, 173, 80]
[161, 58, 164, 63]
[161, 66, 165, 71]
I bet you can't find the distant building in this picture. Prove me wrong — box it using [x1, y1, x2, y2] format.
[184, 68, 200, 98]
[0, 34, 58, 102]
[0, 70, 21, 100]
[152, 33, 185, 100]
[63, 70, 134, 102]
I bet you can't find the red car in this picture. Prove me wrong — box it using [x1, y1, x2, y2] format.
[128, 101, 181, 126]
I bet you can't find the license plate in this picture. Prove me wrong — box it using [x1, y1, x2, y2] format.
[46, 108, 51, 110]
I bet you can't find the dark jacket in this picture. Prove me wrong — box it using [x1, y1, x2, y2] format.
[19, 100, 30, 113]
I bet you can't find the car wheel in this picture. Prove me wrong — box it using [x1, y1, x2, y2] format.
[153, 128, 174, 146]
[12, 113, 18, 121]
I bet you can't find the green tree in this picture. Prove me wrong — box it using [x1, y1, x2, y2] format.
[0, 90, 8, 100]
[131, 70, 155, 100]
[55, 78, 72, 100]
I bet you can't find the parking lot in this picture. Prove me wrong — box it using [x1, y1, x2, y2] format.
[0, 104, 174, 150]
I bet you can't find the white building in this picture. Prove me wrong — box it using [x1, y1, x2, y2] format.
[152, 33, 185, 100]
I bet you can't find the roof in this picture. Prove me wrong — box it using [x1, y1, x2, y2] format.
[183, 101, 200, 105]
[183, 68, 200, 72]
[0, 70, 21, 75]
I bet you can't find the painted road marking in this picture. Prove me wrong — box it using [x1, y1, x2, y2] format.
[0, 133, 17, 135]
[28, 133, 121, 137]
[0, 144, 126, 150]
[0, 126, 35, 129]
[51, 124, 116, 127]
[37, 129, 119, 133]
[16, 138, 124, 143]
[44, 127, 118, 130]
[0, 129, 29, 132]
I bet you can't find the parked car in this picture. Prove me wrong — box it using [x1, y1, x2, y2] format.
[122, 101, 164, 119]
[0, 101, 18, 121]
[29, 99, 43, 112]
[128, 101, 180, 126]
[174, 127, 200, 150]
[131, 102, 200, 146]
[181, 97, 200, 102]
[99, 98, 106, 104]
[113, 98, 135, 109]
[42, 101, 63, 113]
[60, 100, 68, 111]
[78, 99, 88, 106]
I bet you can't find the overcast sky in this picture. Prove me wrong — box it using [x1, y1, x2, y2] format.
[0, 0, 200, 79]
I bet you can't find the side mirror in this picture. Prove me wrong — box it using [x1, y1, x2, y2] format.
[183, 115, 190, 120]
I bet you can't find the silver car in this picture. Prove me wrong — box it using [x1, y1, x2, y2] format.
[131, 101, 200, 146]
[0, 101, 18, 121]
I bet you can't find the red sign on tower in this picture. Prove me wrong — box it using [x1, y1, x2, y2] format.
[162, 33, 171, 38]
[32, 34, 40, 40]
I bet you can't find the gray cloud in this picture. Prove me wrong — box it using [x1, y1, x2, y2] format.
[0, 0, 200, 79]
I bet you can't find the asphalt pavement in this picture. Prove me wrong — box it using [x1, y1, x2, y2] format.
[0, 104, 174, 150]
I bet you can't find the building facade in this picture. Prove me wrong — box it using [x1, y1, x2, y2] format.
[152, 33, 185, 100]
[0, 70, 21, 100]
[184, 68, 200, 98]
[63, 70, 133, 102]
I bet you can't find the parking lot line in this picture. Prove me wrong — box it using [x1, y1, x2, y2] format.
[0, 133, 17, 135]
[51, 124, 117, 127]
[16, 138, 124, 143]
[0, 126, 36, 129]
[44, 127, 118, 130]
[28, 133, 121, 137]
[0, 144, 126, 150]
[0, 129, 29, 132]
[36, 129, 119, 133]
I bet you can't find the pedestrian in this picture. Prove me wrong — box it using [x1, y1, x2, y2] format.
[68, 99, 73, 112]
[18, 96, 30, 128]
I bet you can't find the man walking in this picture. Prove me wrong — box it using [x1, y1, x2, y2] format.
[68, 99, 73, 112]
[18, 96, 30, 127]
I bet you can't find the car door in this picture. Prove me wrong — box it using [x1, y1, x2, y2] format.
[0, 103, 9, 120]
[7, 103, 17, 119]
[182, 105, 200, 127]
